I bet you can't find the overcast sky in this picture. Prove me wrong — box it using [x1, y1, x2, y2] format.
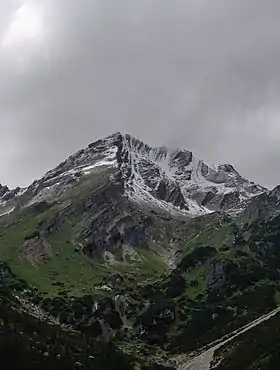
[1, 0, 280, 188]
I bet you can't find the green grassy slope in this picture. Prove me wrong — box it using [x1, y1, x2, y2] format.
[0, 167, 173, 296]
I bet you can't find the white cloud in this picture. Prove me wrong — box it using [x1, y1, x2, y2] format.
[2, 3, 43, 48]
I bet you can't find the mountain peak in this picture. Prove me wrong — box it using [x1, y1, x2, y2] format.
[269, 185, 280, 199]
[0, 132, 268, 218]
[217, 164, 238, 174]
[0, 183, 10, 194]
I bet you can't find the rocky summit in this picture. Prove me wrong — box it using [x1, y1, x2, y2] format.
[1, 133, 280, 370]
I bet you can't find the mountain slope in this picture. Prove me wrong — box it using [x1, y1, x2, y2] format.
[3, 201, 280, 366]
[0, 165, 173, 295]
[0, 262, 169, 370]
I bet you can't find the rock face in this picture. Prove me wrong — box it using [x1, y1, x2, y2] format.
[205, 260, 227, 291]
[0, 132, 268, 218]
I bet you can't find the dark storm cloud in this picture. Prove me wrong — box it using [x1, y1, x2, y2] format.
[1, 0, 280, 188]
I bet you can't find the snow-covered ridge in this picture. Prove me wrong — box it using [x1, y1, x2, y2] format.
[116, 133, 266, 215]
[0, 132, 269, 217]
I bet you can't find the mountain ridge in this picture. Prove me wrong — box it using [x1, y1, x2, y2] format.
[0, 132, 269, 217]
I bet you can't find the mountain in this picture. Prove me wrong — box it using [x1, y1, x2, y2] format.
[1, 132, 280, 370]
[0, 132, 267, 217]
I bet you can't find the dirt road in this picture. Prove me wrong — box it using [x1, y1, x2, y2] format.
[179, 307, 280, 370]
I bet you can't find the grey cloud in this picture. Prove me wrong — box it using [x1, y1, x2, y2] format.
[1, 0, 280, 188]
